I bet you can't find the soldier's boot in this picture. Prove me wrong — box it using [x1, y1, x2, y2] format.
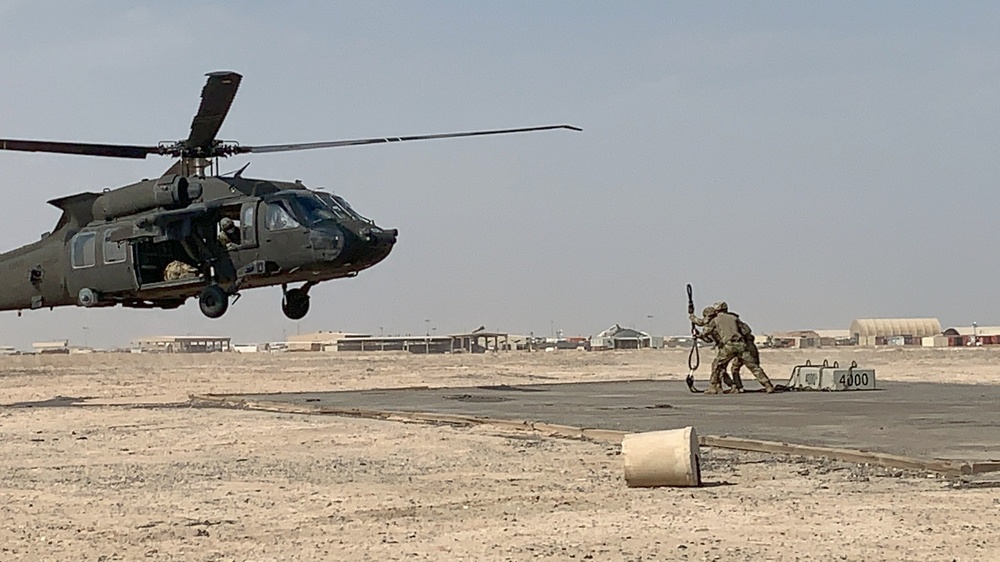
[721, 372, 735, 388]
[731, 370, 745, 393]
[726, 371, 745, 393]
[705, 370, 725, 394]
[763, 381, 775, 394]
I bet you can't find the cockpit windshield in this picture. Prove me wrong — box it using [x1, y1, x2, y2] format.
[315, 192, 372, 223]
[275, 191, 373, 226]
[287, 193, 344, 225]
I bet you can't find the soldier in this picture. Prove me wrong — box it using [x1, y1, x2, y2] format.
[715, 301, 761, 391]
[163, 260, 198, 281]
[690, 304, 739, 392]
[218, 217, 241, 250]
[689, 305, 714, 329]
[703, 302, 746, 392]
[694, 304, 775, 394]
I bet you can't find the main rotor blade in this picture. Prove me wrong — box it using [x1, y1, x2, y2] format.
[0, 139, 158, 159]
[237, 124, 582, 154]
[186, 71, 242, 152]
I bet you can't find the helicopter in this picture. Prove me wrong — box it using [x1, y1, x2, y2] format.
[0, 71, 579, 320]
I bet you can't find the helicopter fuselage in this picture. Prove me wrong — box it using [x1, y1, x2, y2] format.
[0, 72, 576, 320]
[0, 174, 396, 318]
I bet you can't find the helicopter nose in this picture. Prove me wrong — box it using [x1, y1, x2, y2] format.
[368, 228, 398, 246]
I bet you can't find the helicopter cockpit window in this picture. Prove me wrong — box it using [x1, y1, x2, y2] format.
[332, 194, 372, 223]
[71, 232, 97, 269]
[103, 229, 127, 264]
[316, 192, 371, 223]
[290, 193, 345, 225]
[265, 201, 301, 231]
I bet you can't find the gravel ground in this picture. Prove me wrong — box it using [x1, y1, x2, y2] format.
[1, 349, 998, 561]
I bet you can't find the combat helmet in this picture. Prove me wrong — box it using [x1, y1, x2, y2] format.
[702, 305, 717, 318]
[712, 301, 728, 313]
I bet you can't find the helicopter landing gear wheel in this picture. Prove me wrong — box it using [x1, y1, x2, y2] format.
[199, 285, 229, 319]
[282, 288, 310, 320]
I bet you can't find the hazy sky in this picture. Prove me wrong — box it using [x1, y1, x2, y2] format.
[2, 2, 1000, 349]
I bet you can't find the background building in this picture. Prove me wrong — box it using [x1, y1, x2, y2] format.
[32, 340, 69, 354]
[938, 326, 1000, 346]
[591, 325, 662, 350]
[813, 329, 853, 346]
[849, 318, 941, 346]
[133, 336, 231, 353]
[768, 331, 821, 349]
[337, 331, 509, 354]
[286, 331, 368, 352]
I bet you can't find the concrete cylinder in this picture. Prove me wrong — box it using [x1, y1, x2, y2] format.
[622, 427, 701, 487]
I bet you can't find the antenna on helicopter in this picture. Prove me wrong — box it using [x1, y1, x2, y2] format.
[228, 162, 252, 178]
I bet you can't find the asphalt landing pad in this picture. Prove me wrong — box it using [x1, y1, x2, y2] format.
[220, 380, 1000, 462]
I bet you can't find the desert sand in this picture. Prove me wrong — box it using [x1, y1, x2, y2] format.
[1, 347, 998, 561]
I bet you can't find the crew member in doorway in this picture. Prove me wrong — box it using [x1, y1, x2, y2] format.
[218, 217, 241, 250]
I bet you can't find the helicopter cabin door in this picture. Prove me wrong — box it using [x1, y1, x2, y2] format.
[66, 226, 138, 304]
[215, 202, 258, 251]
[260, 199, 310, 267]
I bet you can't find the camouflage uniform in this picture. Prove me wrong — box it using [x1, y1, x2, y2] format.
[218, 217, 240, 250]
[697, 310, 774, 394]
[711, 301, 761, 389]
[690, 304, 741, 392]
[163, 260, 198, 281]
[689, 305, 715, 329]
[690, 306, 721, 351]
[731, 315, 760, 383]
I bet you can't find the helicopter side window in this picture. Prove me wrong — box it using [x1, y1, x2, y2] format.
[241, 204, 256, 246]
[103, 229, 127, 264]
[265, 201, 300, 231]
[71, 232, 97, 269]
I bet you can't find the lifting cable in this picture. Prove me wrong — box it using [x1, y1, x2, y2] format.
[686, 283, 700, 372]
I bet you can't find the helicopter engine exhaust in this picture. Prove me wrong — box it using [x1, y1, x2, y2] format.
[93, 174, 202, 221]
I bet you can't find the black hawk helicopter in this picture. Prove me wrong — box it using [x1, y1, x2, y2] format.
[0, 71, 579, 320]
